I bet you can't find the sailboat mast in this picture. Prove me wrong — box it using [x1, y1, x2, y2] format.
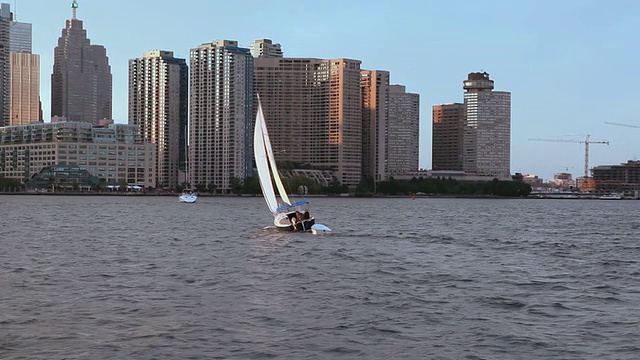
[186, 119, 190, 188]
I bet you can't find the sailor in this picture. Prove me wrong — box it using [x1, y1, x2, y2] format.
[290, 216, 299, 230]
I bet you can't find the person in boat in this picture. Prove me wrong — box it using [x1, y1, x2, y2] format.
[290, 215, 299, 230]
[303, 211, 310, 220]
[295, 211, 304, 222]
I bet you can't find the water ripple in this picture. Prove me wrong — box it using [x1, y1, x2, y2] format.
[0, 196, 638, 359]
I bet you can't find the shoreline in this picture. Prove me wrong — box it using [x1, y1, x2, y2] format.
[0, 191, 532, 199]
[2, 191, 634, 200]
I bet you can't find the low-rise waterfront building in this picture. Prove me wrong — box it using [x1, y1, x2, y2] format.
[0, 121, 156, 187]
[391, 169, 511, 182]
[592, 160, 640, 198]
[281, 169, 335, 187]
[27, 164, 100, 190]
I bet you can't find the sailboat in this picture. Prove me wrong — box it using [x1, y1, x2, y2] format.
[179, 126, 197, 203]
[253, 95, 331, 233]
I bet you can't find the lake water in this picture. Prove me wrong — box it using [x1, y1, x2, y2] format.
[0, 195, 639, 359]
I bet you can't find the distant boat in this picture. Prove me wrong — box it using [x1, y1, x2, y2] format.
[531, 191, 579, 199]
[599, 193, 623, 200]
[179, 189, 197, 203]
[253, 95, 330, 233]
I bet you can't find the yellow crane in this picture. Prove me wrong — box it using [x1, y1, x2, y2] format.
[528, 135, 609, 178]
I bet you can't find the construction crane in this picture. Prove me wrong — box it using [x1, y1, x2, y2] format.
[528, 135, 609, 178]
[605, 121, 640, 129]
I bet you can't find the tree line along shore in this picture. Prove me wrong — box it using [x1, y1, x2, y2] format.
[1, 175, 532, 198]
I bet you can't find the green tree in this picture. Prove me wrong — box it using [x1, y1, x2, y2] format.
[356, 176, 374, 194]
[195, 183, 207, 193]
[230, 177, 243, 195]
[320, 178, 347, 195]
[242, 176, 261, 194]
[366, 176, 532, 197]
[119, 178, 128, 192]
[0, 176, 21, 190]
[286, 175, 321, 195]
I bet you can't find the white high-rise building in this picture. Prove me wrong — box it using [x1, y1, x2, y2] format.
[129, 50, 188, 189]
[189, 40, 254, 193]
[387, 85, 420, 176]
[462, 72, 511, 178]
[249, 39, 283, 58]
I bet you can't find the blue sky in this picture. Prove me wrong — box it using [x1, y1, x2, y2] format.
[17, 0, 640, 180]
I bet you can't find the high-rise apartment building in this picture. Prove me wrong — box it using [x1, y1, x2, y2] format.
[189, 40, 253, 193]
[387, 85, 420, 176]
[432, 103, 464, 171]
[361, 70, 389, 181]
[7, 6, 40, 126]
[0, 3, 10, 126]
[462, 72, 511, 178]
[51, 0, 112, 124]
[253, 57, 363, 186]
[249, 39, 283, 58]
[129, 50, 188, 189]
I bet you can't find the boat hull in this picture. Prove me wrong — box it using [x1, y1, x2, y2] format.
[275, 218, 316, 232]
[179, 195, 197, 203]
[599, 195, 622, 200]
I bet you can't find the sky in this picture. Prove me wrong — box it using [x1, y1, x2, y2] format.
[14, 0, 640, 181]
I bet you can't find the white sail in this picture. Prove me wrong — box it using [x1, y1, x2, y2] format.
[253, 96, 328, 232]
[254, 101, 279, 213]
[260, 112, 291, 206]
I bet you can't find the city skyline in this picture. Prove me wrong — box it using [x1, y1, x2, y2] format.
[15, 0, 640, 181]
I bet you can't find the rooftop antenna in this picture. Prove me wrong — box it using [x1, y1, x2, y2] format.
[71, 0, 78, 19]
